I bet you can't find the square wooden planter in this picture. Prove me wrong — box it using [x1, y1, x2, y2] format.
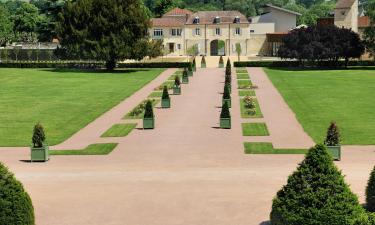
[173, 86, 181, 95]
[201, 63, 206, 68]
[327, 145, 341, 161]
[220, 118, 231, 129]
[161, 98, 171, 108]
[222, 98, 231, 108]
[31, 145, 49, 162]
[143, 117, 155, 129]
[182, 77, 189, 84]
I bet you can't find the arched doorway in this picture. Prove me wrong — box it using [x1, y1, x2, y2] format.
[210, 40, 225, 56]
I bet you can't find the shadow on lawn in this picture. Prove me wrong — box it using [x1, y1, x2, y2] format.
[45, 68, 153, 74]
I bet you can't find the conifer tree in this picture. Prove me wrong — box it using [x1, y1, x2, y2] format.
[367, 166, 375, 212]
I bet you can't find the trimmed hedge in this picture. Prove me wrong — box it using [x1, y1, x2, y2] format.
[234, 60, 375, 68]
[0, 61, 190, 69]
[0, 162, 35, 225]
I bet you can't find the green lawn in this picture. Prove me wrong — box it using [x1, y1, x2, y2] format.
[237, 80, 252, 89]
[154, 81, 175, 90]
[236, 69, 248, 73]
[101, 123, 137, 137]
[168, 74, 182, 81]
[237, 73, 249, 79]
[244, 142, 308, 154]
[242, 123, 269, 136]
[0, 68, 163, 146]
[239, 90, 255, 97]
[240, 98, 263, 118]
[148, 91, 163, 98]
[50, 143, 118, 155]
[265, 68, 375, 145]
[124, 99, 160, 119]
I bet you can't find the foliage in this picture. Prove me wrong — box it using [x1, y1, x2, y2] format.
[147, 39, 163, 59]
[188, 62, 193, 72]
[235, 43, 242, 61]
[219, 55, 224, 65]
[367, 166, 375, 212]
[162, 85, 170, 99]
[201, 56, 206, 65]
[57, 0, 151, 70]
[278, 25, 365, 68]
[324, 121, 340, 146]
[270, 144, 365, 225]
[234, 60, 375, 68]
[226, 58, 231, 69]
[13, 2, 40, 42]
[192, 58, 196, 68]
[0, 162, 35, 225]
[154, 0, 175, 17]
[364, 0, 375, 59]
[220, 101, 230, 118]
[225, 73, 231, 85]
[144, 100, 154, 118]
[182, 67, 188, 78]
[243, 95, 255, 109]
[128, 99, 158, 118]
[187, 44, 199, 56]
[0, 5, 14, 46]
[223, 84, 231, 99]
[174, 75, 181, 87]
[32, 123, 45, 147]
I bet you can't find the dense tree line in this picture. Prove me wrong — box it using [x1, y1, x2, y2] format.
[278, 25, 365, 67]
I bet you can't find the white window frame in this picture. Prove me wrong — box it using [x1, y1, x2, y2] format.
[171, 28, 182, 36]
[153, 29, 163, 37]
[215, 27, 221, 36]
[195, 28, 201, 36]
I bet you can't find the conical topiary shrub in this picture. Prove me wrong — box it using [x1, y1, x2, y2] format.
[31, 123, 49, 162]
[324, 121, 341, 160]
[220, 101, 231, 128]
[0, 162, 35, 225]
[201, 56, 206, 68]
[182, 68, 189, 83]
[32, 123, 45, 148]
[143, 100, 154, 129]
[226, 58, 231, 69]
[192, 58, 196, 71]
[222, 83, 231, 108]
[366, 166, 375, 212]
[188, 62, 193, 76]
[161, 86, 170, 108]
[173, 75, 181, 95]
[219, 56, 224, 68]
[270, 144, 365, 225]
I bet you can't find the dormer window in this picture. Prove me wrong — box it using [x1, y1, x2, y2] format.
[194, 16, 200, 24]
[214, 16, 221, 24]
[234, 16, 240, 23]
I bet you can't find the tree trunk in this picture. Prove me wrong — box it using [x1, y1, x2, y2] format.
[106, 59, 116, 71]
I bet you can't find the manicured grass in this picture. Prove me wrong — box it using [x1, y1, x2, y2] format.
[236, 69, 248, 73]
[148, 91, 163, 98]
[265, 68, 375, 145]
[240, 98, 263, 118]
[101, 123, 137, 137]
[242, 123, 269, 136]
[0, 68, 164, 146]
[124, 99, 160, 119]
[237, 79, 252, 89]
[50, 143, 118, 155]
[244, 142, 308, 154]
[168, 74, 182, 80]
[239, 90, 255, 97]
[237, 73, 249, 79]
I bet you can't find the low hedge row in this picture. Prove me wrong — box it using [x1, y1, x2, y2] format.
[234, 60, 375, 68]
[0, 61, 190, 69]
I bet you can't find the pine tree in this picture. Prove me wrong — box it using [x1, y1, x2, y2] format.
[367, 166, 375, 212]
[271, 144, 365, 225]
[324, 121, 341, 146]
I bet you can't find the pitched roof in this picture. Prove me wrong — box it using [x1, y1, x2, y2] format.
[335, 0, 356, 9]
[151, 17, 186, 27]
[163, 8, 193, 17]
[358, 16, 370, 27]
[185, 11, 249, 24]
[264, 4, 302, 16]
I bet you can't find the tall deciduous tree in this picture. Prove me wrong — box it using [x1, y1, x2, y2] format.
[57, 0, 152, 70]
[0, 5, 14, 46]
[13, 2, 40, 42]
[364, 0, 375, 59]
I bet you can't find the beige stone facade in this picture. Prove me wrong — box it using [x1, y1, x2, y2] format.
[150, 6, 300, 57]
[334, 0, 359, 32]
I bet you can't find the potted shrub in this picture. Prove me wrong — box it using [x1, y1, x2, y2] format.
[182, 68, 189, 83]
[219, 56, 224, 68]
[31, 123, 49, 162]
[225, 61, 232, 76]
[188, 62, 193, 76]
[173, 75, 181, 95]
[324, 121, 341, 161]
[161, 86, 171, 108]
[143, 100, 155, 129]
[226, 58, 231, 69]
[220, 101, 231, 129]
[201, 56, 206, 68]
[222, 84, 231, 108]
[192, 58, 196, 72]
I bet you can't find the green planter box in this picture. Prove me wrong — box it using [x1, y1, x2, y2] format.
[173, 86, 181, 95]
[219, 63, 224, 68]
[143, 117, 155, 129]
[31, 145, 49, 162]
[222, 98, 231, 108]
[327, 145, 341, 161]
[182, 77, 189, 84]
[220, 118, 231, 129]
[201, 63, 206, 68]
[188, 71, 193, 76]
[161, 98, 171, 108]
